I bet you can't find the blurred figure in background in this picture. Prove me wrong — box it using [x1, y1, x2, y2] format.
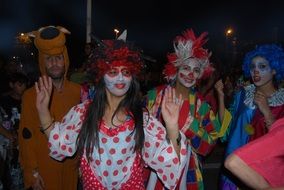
[0, 72, 28, 190]
[69, 42, 94, 85]
[198, 69, 220, 114]
[70, 42, 95, 102]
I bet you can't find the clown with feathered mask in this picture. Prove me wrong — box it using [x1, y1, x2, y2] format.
[145, 29, 224, 190]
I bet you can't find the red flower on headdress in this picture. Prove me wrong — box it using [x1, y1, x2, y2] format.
[88, 40, 143, 82]
[163, 29, 213, 81]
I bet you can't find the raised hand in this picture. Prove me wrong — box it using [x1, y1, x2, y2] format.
[161, 87, 182, 130]
[35, 76, 53, 113]
[254, 90, 275, 128]
[214, 79, 226, 122]
[214, 79, 224, 98]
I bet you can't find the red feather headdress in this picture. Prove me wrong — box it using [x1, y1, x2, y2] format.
[163, 29, 213, 82]
[88, 40, 144, 83]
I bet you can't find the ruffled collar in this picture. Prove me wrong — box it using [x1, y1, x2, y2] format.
[244, 84, 284, 109]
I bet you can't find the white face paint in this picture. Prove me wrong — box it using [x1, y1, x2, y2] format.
[177, 58, 202, 88]
[104, 66, 132, 96]
[249, 56, 274, 87]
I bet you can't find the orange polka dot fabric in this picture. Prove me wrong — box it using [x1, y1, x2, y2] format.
[48, 101, 188, 189]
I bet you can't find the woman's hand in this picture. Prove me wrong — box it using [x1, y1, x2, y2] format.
[161, 87, 182, 131]
[35, 76, 53, 113]
[35, 76, 54, 137]
[254, 90, 275, 128]
[214, 79, 226, 122]
[161, 87, 183, 156]
[32, 172, 45, 190]
[254, 91, 270, 115]
[214, 79, 224, 98]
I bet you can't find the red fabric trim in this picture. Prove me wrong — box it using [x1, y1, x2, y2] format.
[178, 100, 190, 129]
[99, 118, 134, 137]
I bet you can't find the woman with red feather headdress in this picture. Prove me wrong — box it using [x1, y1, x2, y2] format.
[145, 29, 225, 190]
[34, 39, 189, 190]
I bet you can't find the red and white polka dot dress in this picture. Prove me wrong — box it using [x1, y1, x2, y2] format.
[48, 101, 188, 189]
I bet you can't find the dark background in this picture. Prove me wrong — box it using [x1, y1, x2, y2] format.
[1, 0, 284, 68]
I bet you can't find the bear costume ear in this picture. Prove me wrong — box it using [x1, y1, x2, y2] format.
[26, 26, 47, 38]
[57, 26, 71, 35]
[26, 31, 36, 38]
[25, 26, 46, 38]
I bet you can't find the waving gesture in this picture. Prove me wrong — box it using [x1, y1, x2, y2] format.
[35, 76, 54, 137]
[161, 87, 182, 130]
[35, 76, 53, 113]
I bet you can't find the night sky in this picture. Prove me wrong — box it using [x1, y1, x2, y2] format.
[1, 0, 284, 67]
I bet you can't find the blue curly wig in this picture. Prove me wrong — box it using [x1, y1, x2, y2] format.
[243, 44, 284, 82]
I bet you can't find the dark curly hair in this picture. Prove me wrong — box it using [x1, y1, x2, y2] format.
[78, 40, 146, 162]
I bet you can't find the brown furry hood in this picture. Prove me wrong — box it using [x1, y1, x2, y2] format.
[28, 26, 71, 76]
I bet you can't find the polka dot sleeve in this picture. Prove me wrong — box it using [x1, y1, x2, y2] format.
[142, 114, 189, 189]
[48, 101, 89, 161]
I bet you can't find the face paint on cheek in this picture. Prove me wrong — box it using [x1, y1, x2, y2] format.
[258, 67, 272, 77]
[104, 76, 116, 90]
[177, 59, 202, 88]
[253, 69, 273, 86]
[250, 65, 271, 76]
[250, 57, 274, 86]
[104, 73, 132, 96]
[177, 69, 197, 88]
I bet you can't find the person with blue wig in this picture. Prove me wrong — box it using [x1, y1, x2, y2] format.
[214, 44, 284, 189]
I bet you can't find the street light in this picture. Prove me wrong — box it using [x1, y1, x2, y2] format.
[225, 28, 234, 46]
[226, 28, 233, 37]
[114, 29, 120, 39]
[225, 27, 235, 70]
[17, 32, 31, 44]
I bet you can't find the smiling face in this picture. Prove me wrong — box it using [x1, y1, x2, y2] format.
[249, 56, 275, 87]
[104, 66, 132, 97]
[177, 58, 202, 88]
